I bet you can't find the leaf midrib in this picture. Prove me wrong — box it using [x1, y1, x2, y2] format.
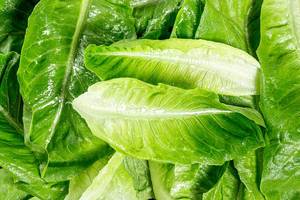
[74, 97, 233, 119]
[46, 0, 91, 147]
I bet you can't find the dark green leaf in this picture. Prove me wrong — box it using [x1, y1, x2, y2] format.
[0, 0, 39, 53]
[133, 0, 182, 39]
[17, 0, 136, 177]
[171, 0, 204, 39]
[257, 0, 300, 199]
[0, 52, 68, 200]
[202, 164, 240, 200]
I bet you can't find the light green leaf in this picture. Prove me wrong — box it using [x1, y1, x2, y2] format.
[257, 0, 300, 199]
[79, 153, 138, 200]
[16, 181, 69, 200]
[234, 150, 265, 200]
[73, 78, 264, 165]
[149, 162, 174, 200]
[17, 0, 135, 177]
[171, 0, 204, 39]
[85, 39, 260, 96]
[0, 169, 30, 200]
[124, 157, 155, 199]
[65, 152, 113, 200]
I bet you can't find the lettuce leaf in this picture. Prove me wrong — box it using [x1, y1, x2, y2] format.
[0, 52, 68, 200]
[195, 0, 262, 56]
[132, 0, 182, 39]
[85, 39, 261, 96]
[0, 169, 30, 200]
[170, 0, 204, 39]
[0, 0, 39, 53]
[73, 78, 264, 165]
[79, 153, 139, 200]
[257, 0, 300, 199]
[17, 0, 135, 177]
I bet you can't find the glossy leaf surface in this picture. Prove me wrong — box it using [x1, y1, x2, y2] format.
[85, 39, 261, 96]
[257, 0, 300, 199]
[17, 0, 136, 176]
[73, 78, 264, 165]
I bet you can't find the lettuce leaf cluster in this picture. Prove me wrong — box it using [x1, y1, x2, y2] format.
[0, 0, 299, 199]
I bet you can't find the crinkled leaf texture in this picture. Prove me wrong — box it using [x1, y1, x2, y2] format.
[17, 0, 136, 177]
[73, 78, 264, 165]
[257, 0, 300, 199]
[85, 39, 261, 96]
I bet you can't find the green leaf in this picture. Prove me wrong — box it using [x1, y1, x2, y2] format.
[16, 182, 68, 200]
[0, 169, 30, 200]
[65, 152, 113, 200]
[73, 78, 264, 165]
[132, 0, 182, 39]
[0, 52, 40, 184]
[124, 157, 155, 199]
[195, 0, 262, 56]
[149, 162, 226, 200]
[17, 0, 136, 177]
[84, 39, 261, 96]
[171, 0, 204, 39]
[149, 162, 174, 200]
[79, 153, 139, 200]
[0, 52, 22, 134]
[247, 0, 263, 56]
[203, 164, 240, 200]
[0, 51, 68, 200]
[0, 0, 39, 53]
[234, 150, 265, 200]
[170, 164, 223, 200]
[257, 0, 300, 199]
